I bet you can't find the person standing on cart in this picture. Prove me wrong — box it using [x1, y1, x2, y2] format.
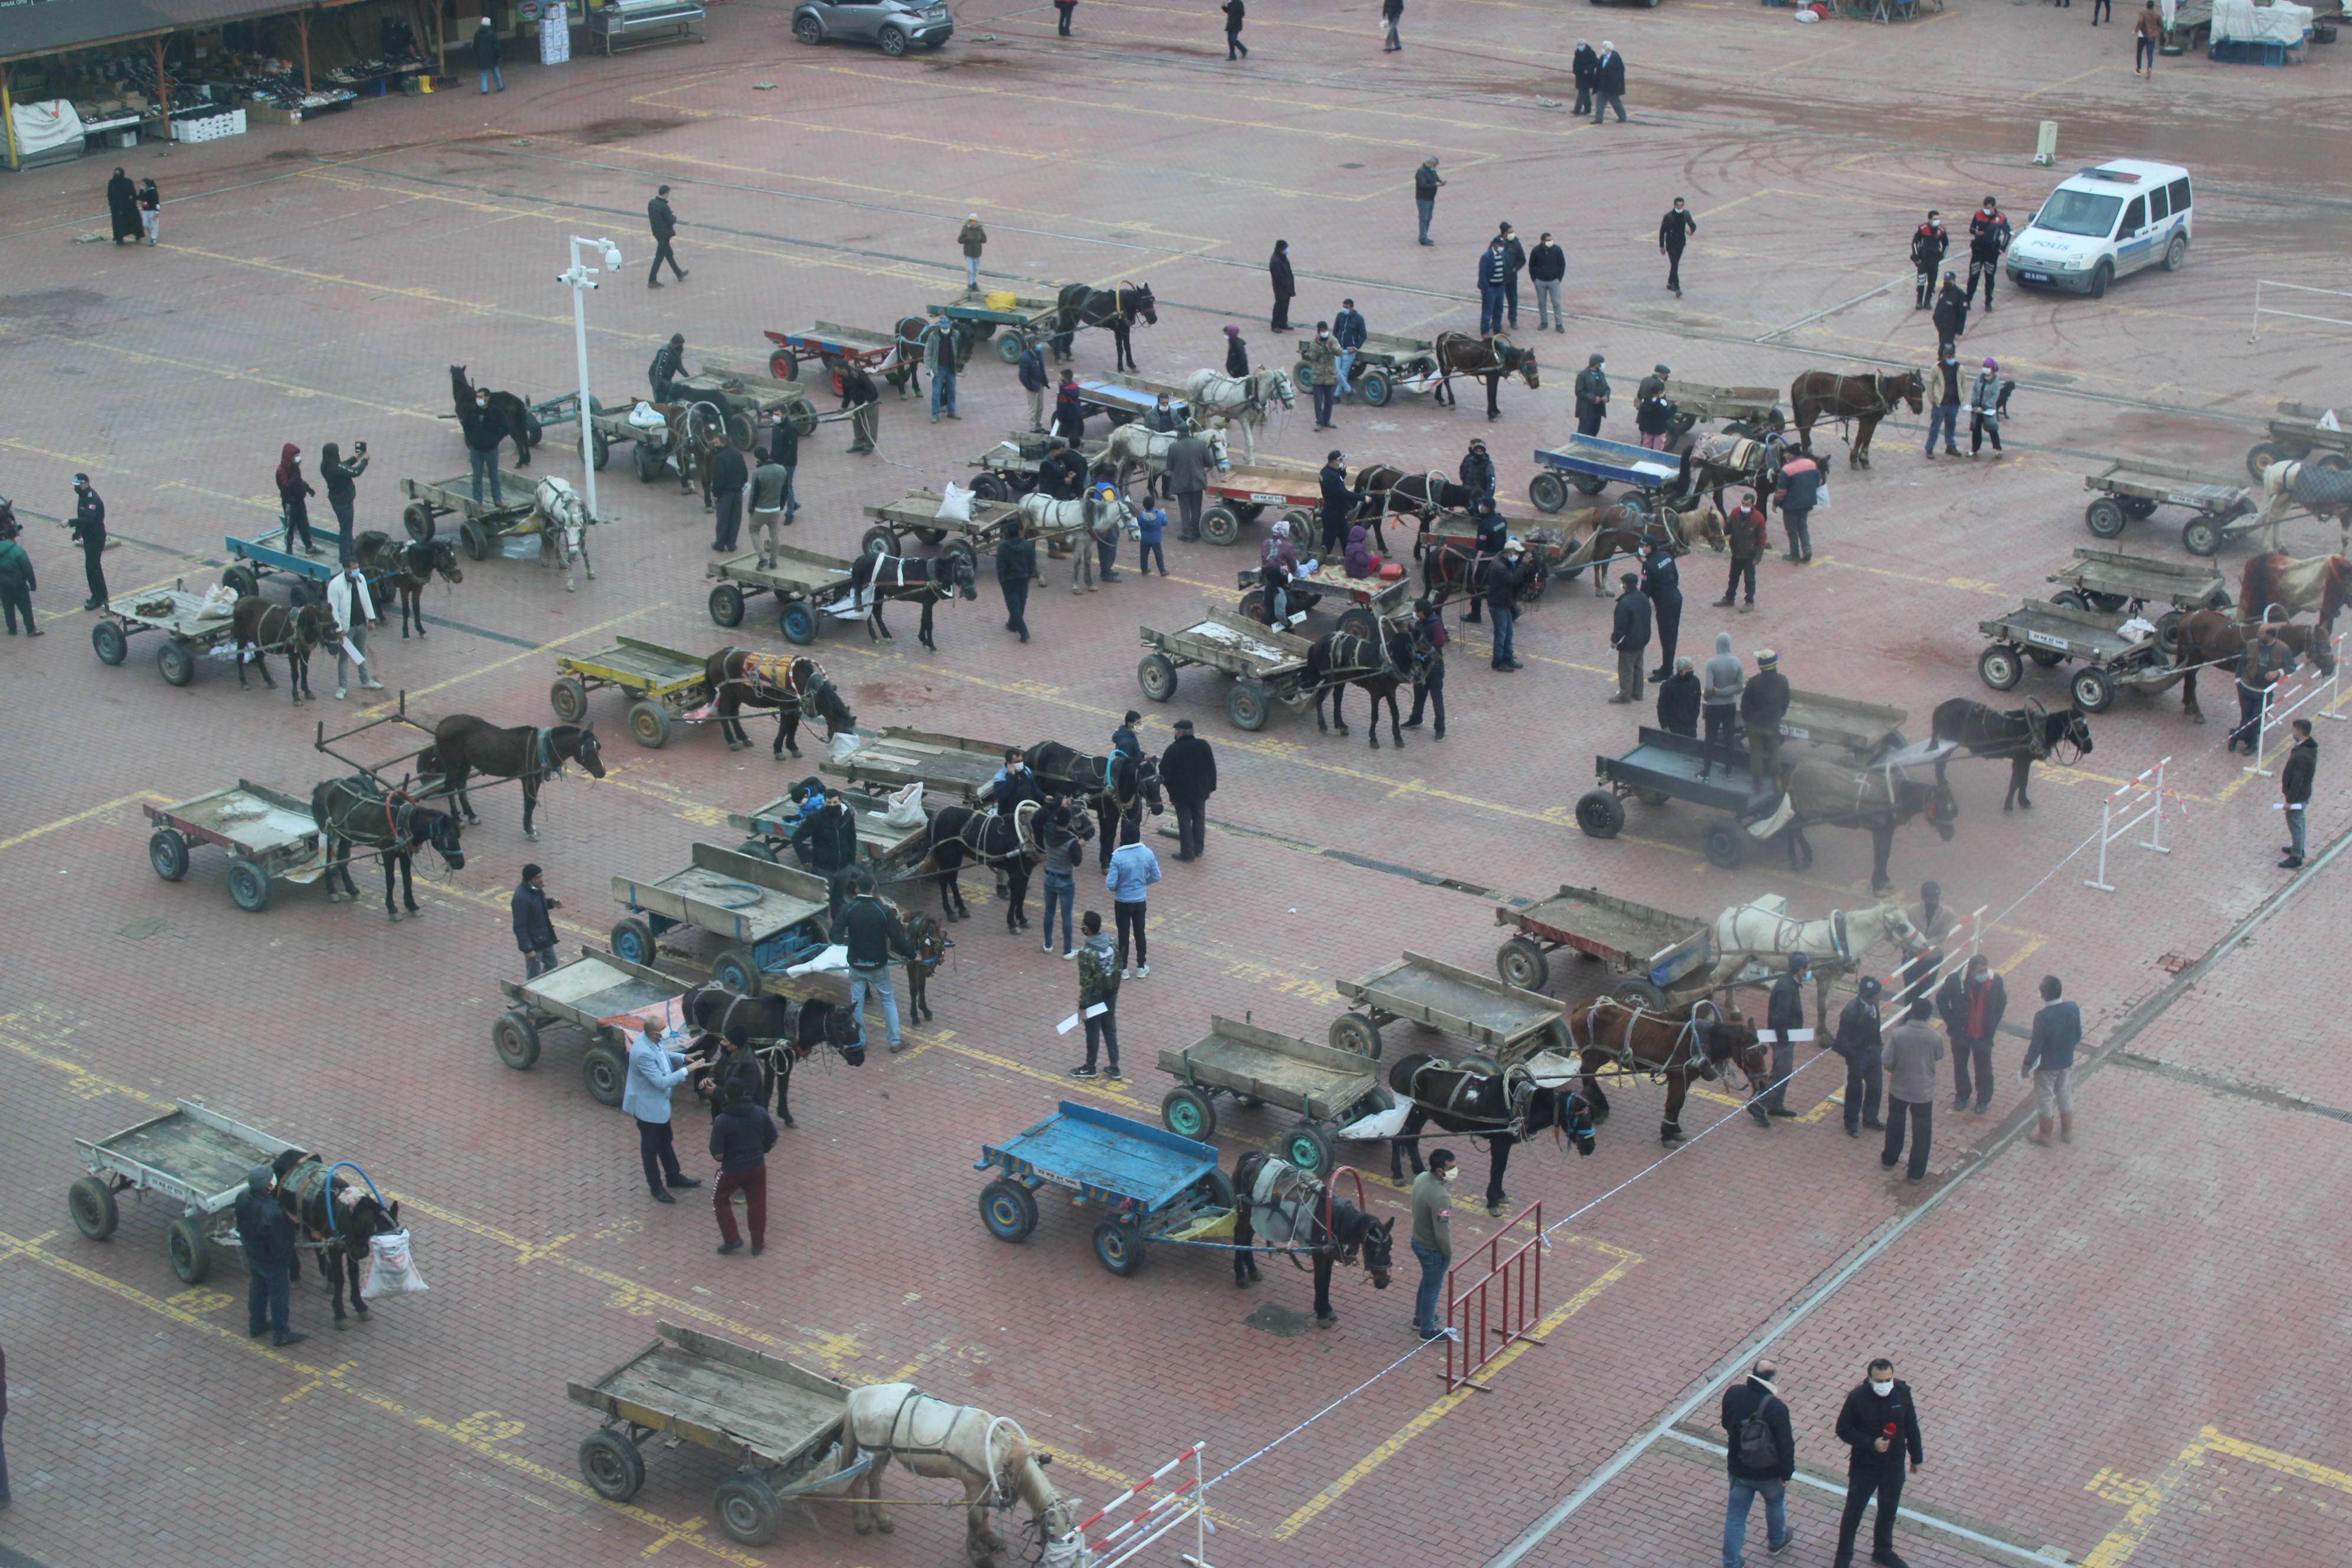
[1700, 633, 1744, 779]
[1965, 197, 2011, 311]
[790, 789, 860, 917]
[1741, 649, 1789, 793]
[460, 388, 504, 505]
[321, 441, 368, 558]
[1909, 210, 1948, 311]
[956, 213, 988, 291]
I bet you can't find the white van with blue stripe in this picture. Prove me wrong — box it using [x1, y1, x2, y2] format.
[2005, 161, 2192, 299]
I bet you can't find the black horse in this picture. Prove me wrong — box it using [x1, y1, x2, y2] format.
[1354, 465, 1473, 557]
[682, 985, 865, 1128]
[418, 717, 606, 840]
[1023, 741, 1162, 866]
[449, 364, 537, 466]
[311, 775, 466, 920]
[1229, 1151, 1394, 1327]
[1054, 282, 1156, 370]
[1387, 1052, 1596, 1217]
[845, 550, 978, 651]
[1930, 698, 2093, 812]
[1305, 628, 1423, 749]
[272, 1149, 402, 1329]
[910, 805, 1037, 929]
[228, 597, 337, 705]
[354, 531, 463, 639]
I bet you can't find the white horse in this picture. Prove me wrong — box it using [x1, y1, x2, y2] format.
[1715, 893, 1921, 965]
[1183, 367, 1293, 463]
[1018, 486, 1136, 547]
[532, 475, 595, 592]
[2249, 458, 2352, 554]
[1103, 420, 1228, 490]
[828, 1382, 1088, 1567]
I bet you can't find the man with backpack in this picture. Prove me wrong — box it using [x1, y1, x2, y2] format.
[1720, 1360, 1794, 1567]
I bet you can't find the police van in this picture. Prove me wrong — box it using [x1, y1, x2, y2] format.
[2005, 161, 2193, 299]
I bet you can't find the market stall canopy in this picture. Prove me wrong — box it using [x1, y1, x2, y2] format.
[1, 0, 372, 67]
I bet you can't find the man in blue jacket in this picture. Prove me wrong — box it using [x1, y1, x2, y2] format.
[2021, 974, 2081, 1146]
[1476, 239, 1510, 336]
[1018, 341, 1050, 434]
[1105, 825, 1162, 979]
[625, 1018, 703, 1204]
[1331, 299, 1367, 401]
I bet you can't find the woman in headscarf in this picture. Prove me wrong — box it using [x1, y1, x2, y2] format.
[1343, 523, 1375, 579]
[107, 168, 141, 246]
[1259, 518, 1298, 625]
[1223, 324, 1249, 378]
[275, 443, 321, 556]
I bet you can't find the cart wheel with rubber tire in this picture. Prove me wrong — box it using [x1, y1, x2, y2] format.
[2051, 589, 2088, 613]
[459, 520, 492, 561]
[709, 583, 746, 627]
[2180, 518, 2222, 558]
[2154, 609, 2185, 655]
[2027, 645, 2066, 668]
[1978, 645, 2023, 691]
[1328, 1012, 1382, 1058]
[1528, 471, 1569, 514]
[226, 858, 272, 912]
[1496, 936, 1549, 993]
[714, 1473, 785, 1547]
[1335, 606, 1378, 643]
[735, 840, 779, 863]
[70, 1176, 119, 1240]
[167, 1216, 211, 1283]
[2122, 498, 2159, 521]
[1360, 370, 1393, 407]
[494, 1010, 542, 1070]
[582, 1044, 628, 1106]
[711, 949, 763, 997]
[1576, 789, 1626, 838]
[972, 472, 1011, 502]
[2316, 453, 2351, 473]
[550, 676, 589, 723]
[1278, 507, 1315, 538]
[1092, 1219, 1144, 1277]
[727, 412, 757, 452]
[1572, 471, 1609, 495]
[403, 501, 436, 542]
[149, 828, 190, 882]
[1138, 652, 1178, 701]
[1282, 1123, 1336, 1177]
[157, 641, 195, 687]
[779, 602, 819, 645]
[772, 347, 799, 380]
[1701, 820, 1746, 870]
[93, 620, 128, 665]
[861, 524, 899, 557]
[916, 525, 950, 547]
[611, 916, 656, 965]
[590, 428, 610, 471]
[1227, 680, 1269, 731]
[223, 564, 259, 599]
[979, 1178, 1039, 1242]
[1201, 504, 1242, 545]
[1634, 788, 1671, 806]
[628, 701, 672, 749]
[997, 332, 1028, 365]
[577, 1431, 646, 1502]
[1236, 587, 1270, 623]
[2084, 498, 2127, 538]
[2245, 440, 2284, 481]
[1160, 1087, 1217, 1140]
[2072, 666, 2116, 713]
[634, 442, 662, 485]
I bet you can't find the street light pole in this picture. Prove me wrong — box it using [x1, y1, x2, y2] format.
[558, 235, 625, 524]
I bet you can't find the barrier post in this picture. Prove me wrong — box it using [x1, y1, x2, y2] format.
[1441, 1200, 1544, 1393]
[2085, 757, 2171, 893]
[2245, 633, 2345, 777]
[1074, 1442, 1211, 1568]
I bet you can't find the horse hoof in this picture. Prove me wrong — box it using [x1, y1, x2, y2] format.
[566, 580, 577, 593]
[855, 1523, 874, 1537]
[526, 829, 541, 842]
[587, 570, 597, 581]
[2002, 802, 2014, 814]
[389, 909, 404, 923]
[875, 1518, 896, 1535]
[329, 892, 347, 904]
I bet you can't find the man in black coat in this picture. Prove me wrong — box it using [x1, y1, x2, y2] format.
[1658, 198, 1697, 296]
[647, 185, 687, 287]
[473, 15, 504, 92]
[1160, 718, 1217, 860]
[1932, 272, 1969, 344]
[1654, 656, 1700, 737]
[1415, 158, 1444, 245]
[1528, 231, 1567, 332]
[512, 863, 561, 978]
[834, 870, 917, 1054]
[1609, 572, 1649, 704]
[996, 518, 1039, 642]
[235, 1166, 306, 1347]
[1641, 538, 1682, 680]
[707, 433, 748, 553]
[1834, 975, 1886, 1138]
[1316, 450, 1358, 556]
[1571, 40, 1599, 116]
[1592, 41, 1627, 124]
[1908, 210, 1948, 310]
[1038, 439, 1088, 503]
[1573, 353, 1611, 437]
[1269, 240, 1296, 332]
[1833, 1358, 1924, 1568]
[1721, 1361, 1795, 1564]
[1756, 952, 1808, 1120]
[649, 332, 687, 403]
[790, 790, 861, 916]
[1740, 650, 1791, 793]
[1935, 955, 2007, 1115]
[1496, 223, 1527, 328]
[69, 475, 109, 610]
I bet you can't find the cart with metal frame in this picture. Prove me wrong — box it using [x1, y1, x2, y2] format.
[550, 635, 712, 749]
[1197, 464, 1325, 548]
[1773, 689, 1911, 763]
[819, 725, 1022, 803]
[1321, 329, 1443, 409]
[90, 586, 244, 688]
[1328, 950, 1570, 1064]
[567, 1321, 864, 1547]
[965, 431, 1112, 504]
[858, 488, 1025, 564]
[2047, 547, 2230, 653]
[143, 779, 329, 913]
[1493, 884, 1717, 1010]
[2245, 400, 2352, 480]
[1156, 1015, 1390, 1177]
[1975, 598, 2175, 713]
[609, 842, 834, 995]
[974, 1100, 1236, 1277]
[727, 785, 927, 876]
[1660, 380, 1786, 447]
[397, 469, 548, 561]
[759, 325, 913, 394]
[1136, 610, 1319, 731]
[1528, 433, 1684, 515]
[1575, 727, 1783, 869]
[1071, 377, 1191, 428]
[494, 945, 686, 1106]
[2081, 458, 2259, 558]
[69, 1098, 296, 1283]
[1234, 561, 1412, 641]
[705, 542, 863, 644]
[925, 288, 1068, 364]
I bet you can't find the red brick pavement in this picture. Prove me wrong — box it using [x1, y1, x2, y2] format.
[2, 4, 2349, 1567]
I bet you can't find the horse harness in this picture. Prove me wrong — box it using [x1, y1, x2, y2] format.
[1573, 998, 1723, 1082]
[873, 1390, 1025, 1511]
[1406, 1058, 1543, 1138]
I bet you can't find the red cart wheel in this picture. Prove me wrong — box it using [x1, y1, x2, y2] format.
[770, 348, 798, 381]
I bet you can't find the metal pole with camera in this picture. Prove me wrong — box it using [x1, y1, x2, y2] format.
[558, 236, 625, 524]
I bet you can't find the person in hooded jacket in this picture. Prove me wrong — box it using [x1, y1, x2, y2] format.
[235, 1165, 306, 1346]
[1224, 324, 1249, 377]
[789, 789, 860, 916]
[1573, 353, 1611, 436]
[1740, 650, 1789, 792]
[107, 168, 141, 245]
[1700, 632, 1745, 779]
[1318, 450, 1359, 555]
[1343, 523, 1376, 579]
[1260, 519, 1300, 624]
[275, 443, 321, 556]
[1459, 440, 1497, 505]
[1571, 40, 1599, 115]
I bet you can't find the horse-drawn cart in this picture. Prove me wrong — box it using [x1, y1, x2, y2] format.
[821, 726, 1018, 803]
[1157, 1015, 1390, 1177]
[1528, 433, 1683, 515]
[1661, 381, 1786, 447]
[69, 1098, 295, 1283]
[144, 780, 327, 913]
[761, 325, 912, 395]
[1331, 331, 1443, 408]
[2047, 547, 2229, 652]
[610, 843, 834, 995]
[221, 527, 369, 602]
[858, 488, 1023, 564]
[2082, 458, 2258, 558]
[398, 470, 547, 560]
[975, 1100, 1235, 1277]
[926, 289, 1066, 364]
[1136, 610, 1319, 731]
[675, 365, 828, 447]
[1199, 464, 1324, 547]
[2246, 400, 2352, 480]
[92, 587, 243, 687]
[729, 786, 926, 876]
[705, 543, 861, 644]
[1494, 884, 1717, 1010]
[568, 1321, 861, 1547]
[1236, 561, 1410, 640]
[494, 945, 685, 1105]
[1976, 599, 2174, 713]
[1072, 377, 1190, 429]
[1329, 950, 1569, 1064]
[1576, 727, 1782, 869]
[551, 636, 710, 748]
[966, 432, 1112, 504]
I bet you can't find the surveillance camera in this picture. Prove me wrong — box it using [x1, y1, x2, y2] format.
[602, 244, 625, 270]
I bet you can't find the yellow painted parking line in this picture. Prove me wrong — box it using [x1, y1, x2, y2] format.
[355, 602, 669, 717]
[2084, 1426, 2352, 1566]
[0, 791, 165, 856]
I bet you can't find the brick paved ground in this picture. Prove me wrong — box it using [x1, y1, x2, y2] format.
[2, 2, 2348, 1566]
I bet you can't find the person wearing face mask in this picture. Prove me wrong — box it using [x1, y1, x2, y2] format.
[1476, 239, 1509, 336]
[1834, 975, 1886, 1138]
[1833, 1358, 1923, 1568]
[1965, 197, 2010, 311]
[1908, 210, 1948, 311]
[1573, 352, 1611, 437]
[1935, 954, 2006, 1116]
[1409, 1147, 1456, 1340]
[1301, 322, 1341, 431]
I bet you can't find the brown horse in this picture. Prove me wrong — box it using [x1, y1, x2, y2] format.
[2173, 610, 2340, 722]
[1755, 757, 1957, 894]
[354, 531, 462, 639]
[228, 597, 337, 704]
[418, 717, 606, 840]
[2239, 553, 2352, 635]
[1567, 999, 1768, 1144]
[1420, 534, 1552, 612]
[1432, 330, 1540, 420]
[1789, 369, 1925, 470]
[705, 649, 857, 758]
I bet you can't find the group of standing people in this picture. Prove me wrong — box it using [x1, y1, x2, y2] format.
[104, 168, 162, 247]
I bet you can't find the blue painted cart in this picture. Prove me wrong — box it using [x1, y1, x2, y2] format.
[222, 528, 376, 600]
[1072, 378, 1190, 429]
[1528, 433, 1685, 515]
[609, 843, 835, 995]
[975, 1101, 1236, 1276]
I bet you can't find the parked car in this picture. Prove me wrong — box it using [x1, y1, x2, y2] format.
[2006, 159, 2193, 300]
[792, 0, 953, 54]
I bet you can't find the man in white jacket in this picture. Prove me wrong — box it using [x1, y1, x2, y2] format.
[325, 560, 386, 700]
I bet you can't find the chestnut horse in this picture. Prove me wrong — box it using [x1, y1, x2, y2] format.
[2172, 610, 2339, 722]
[1789, 368, 1925, 469]
[418, 717, 606, 840]
[1751, 758, 1957, 894]
[705, 649, 856, 758]
[1567, 998, 1767, 1144]
[1431, 330, 1539, 420]
[2239, 552, 2352, 635]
